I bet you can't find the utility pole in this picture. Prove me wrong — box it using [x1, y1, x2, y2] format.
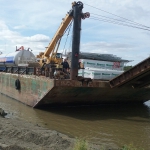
[70, 1, 83, 80]
[70, 1, 90, 80]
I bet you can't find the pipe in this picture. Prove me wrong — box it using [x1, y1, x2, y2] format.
[70, 1, 83, 80]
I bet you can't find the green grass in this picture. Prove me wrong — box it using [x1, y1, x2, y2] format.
[120, 144, 144, 150]
[73, 140, 145, 150]
[73, 139, 88, 150]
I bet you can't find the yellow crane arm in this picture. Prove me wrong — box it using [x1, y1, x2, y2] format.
[44, 13, 73, 58]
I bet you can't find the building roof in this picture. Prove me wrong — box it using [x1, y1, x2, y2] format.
[67, 52, 131, 63]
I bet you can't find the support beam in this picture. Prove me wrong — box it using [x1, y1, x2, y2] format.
[70, 2, 83, 80]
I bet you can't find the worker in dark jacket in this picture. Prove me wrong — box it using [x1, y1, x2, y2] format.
[61, 58, 69, 73]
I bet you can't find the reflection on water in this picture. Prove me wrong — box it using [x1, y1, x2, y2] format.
[0, 93, 150, 149]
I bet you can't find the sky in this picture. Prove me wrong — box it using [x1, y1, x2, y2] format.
[0, 0, 150, 66]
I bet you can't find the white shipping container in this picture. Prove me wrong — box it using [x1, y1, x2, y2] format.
[78, 68, 123, 80]
[78, 69, 84, 76]
[101, 72, 111, 80]
[91, 71, 101, 79]
[79, 59, 124, 71]
[83, 70, 92, 78]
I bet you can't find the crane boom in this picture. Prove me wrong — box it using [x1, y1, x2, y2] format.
[44, 13, 73, 57]
[36, 1, 90, 78]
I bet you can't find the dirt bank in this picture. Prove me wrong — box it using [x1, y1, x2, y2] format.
[0, 115, 76, 150]
[0, 115, 103, 150]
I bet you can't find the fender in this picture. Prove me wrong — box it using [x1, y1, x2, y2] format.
[15, 79, 21, 90]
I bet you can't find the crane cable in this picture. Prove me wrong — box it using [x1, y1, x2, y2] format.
[91, 13, 150, 29]
[84, 3, 150, 28]
[84, 3, 150, 31]
[62, 21, 73, 54]
[90, 17, 150, 31]
[68, 30, 73, 53]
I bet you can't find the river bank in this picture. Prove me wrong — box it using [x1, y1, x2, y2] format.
[0, 114, 104, 150]
[1, 96, 150, 150]
[0, 116, 74, 150]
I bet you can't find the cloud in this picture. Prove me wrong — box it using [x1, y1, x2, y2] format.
[0, 20, 8, 30]
[0, 21, 20, 41]
[0, 0, 150, 66]
[0, 21, 50, 53]
[13, 25, 27, 30]
[81, 41, 134, 54]
[25, 34, 50, 42]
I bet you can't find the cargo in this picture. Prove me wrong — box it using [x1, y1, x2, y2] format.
[0, 50, 36, 67]
[83, 70, 92, 78]
[78, 69, 84, 76]
[78, 69, 123, 80]
[79, 59, 124, 71]
[78, 58, 124, 80]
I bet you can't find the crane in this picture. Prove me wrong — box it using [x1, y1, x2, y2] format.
[37, 5, 74, 68]
[36, 1, 90, 79]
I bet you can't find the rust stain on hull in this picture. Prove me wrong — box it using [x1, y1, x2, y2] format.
[37, 86, 150, 106]
[0, 72, 150, 108]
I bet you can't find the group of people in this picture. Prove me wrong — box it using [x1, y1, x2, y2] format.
[54, 58, 70, 79]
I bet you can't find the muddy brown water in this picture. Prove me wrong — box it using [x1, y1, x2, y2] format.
[0, 93, 150, 149]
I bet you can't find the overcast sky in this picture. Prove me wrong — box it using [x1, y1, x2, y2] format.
[0, 0, 150, 66]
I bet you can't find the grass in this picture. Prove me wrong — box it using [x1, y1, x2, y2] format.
[120, 144, 144, 150]
[73, 139, 145, 150]
[73, 139, 88, 150]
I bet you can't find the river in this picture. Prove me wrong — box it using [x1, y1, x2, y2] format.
[0, 93, 150, 149]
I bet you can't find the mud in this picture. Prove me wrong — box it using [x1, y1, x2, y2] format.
[0, 115, 102, 150]
[0, 116, 75, 150]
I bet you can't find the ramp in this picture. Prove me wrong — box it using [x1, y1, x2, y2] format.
[109, 57, 150, 88]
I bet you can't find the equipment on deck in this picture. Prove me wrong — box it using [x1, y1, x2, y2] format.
[0, 47, 36, 67]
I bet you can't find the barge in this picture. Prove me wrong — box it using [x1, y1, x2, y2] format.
[0, 1, 150, 107]
[1, 72, 150, 107]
